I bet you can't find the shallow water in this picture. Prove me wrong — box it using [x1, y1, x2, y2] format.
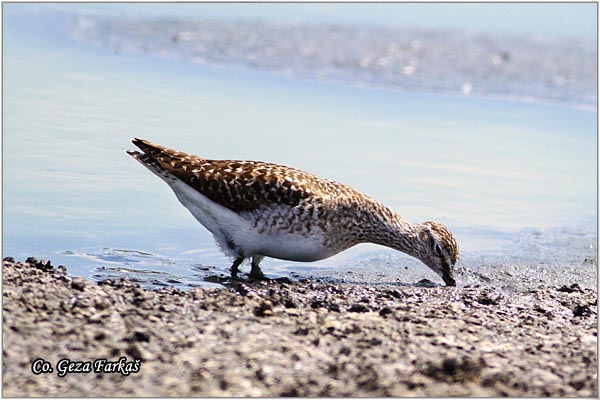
[3, 5, 597, 290]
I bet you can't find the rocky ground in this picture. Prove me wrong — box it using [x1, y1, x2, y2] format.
[2, 257, 597, 397]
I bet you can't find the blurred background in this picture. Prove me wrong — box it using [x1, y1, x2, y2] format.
[3, 3, 597, 289]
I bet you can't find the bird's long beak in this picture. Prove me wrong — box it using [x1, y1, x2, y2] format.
[442, 272, 456, 286]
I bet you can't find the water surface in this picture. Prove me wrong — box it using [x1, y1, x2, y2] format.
[3, 5, 597, 290]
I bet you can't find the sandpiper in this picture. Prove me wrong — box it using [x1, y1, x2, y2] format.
[127, 138, 459, 286]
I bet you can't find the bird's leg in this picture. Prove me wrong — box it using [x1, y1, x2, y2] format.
[230, 256, 244, 278]
[250, 255, 266, 279]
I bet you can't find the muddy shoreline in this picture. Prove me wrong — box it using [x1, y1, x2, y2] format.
[2, 257, 597, 396]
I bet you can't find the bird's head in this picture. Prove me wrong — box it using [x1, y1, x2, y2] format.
[414, 221, 460, 286]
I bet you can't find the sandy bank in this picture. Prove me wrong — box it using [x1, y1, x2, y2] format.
[2, 257, 597, 396]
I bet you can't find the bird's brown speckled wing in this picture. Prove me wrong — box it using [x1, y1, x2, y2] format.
[128, 138, 343, 213]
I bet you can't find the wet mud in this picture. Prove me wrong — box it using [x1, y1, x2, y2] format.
[2, 257, 597, 396]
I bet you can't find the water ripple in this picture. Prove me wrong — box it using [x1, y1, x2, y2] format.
[72, 15, 597, 109]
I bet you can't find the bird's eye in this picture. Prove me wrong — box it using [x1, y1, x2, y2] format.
[434, 243, 443, 256]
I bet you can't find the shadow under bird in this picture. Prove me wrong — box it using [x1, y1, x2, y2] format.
[127, 138, 459, 286]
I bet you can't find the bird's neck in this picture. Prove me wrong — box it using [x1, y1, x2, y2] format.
[363, 202, 422, 256]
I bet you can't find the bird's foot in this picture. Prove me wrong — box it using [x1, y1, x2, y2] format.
[229, 256, 244, 279]
[249, 264, 267, 280]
